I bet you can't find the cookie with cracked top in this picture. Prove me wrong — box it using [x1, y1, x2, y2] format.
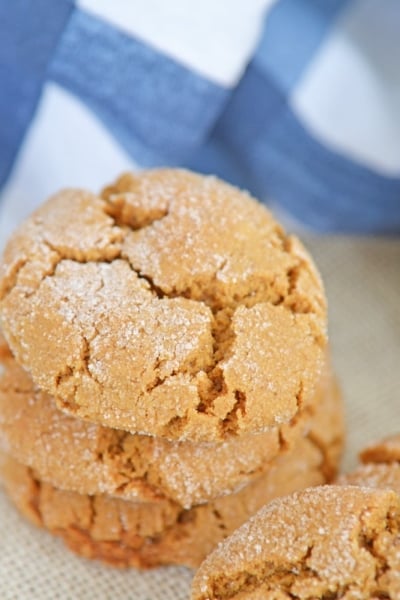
[191, 485, 400, 599]
[0, 169, 326, 442]
[192, 435, 400, 599]
[0, 376, 343, 569]
[0, 335, 341, 507]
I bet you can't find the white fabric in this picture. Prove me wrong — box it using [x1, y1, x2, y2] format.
[291, 0, 400, 175]
[0, 83, 136, 250]
[77, 0, 275, 86]
[1, 234, 400, 599]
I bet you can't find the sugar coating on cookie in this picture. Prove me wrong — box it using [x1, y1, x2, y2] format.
[191, 485, 400, 599]
[0, 170, 326, 441]
[0, 411, 342, 570]
[0, 335, 341, 506]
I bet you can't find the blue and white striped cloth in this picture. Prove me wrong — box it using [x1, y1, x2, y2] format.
[1, 0, 400, 243]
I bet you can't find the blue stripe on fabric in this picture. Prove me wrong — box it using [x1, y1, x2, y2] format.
[187, 66, 282, 189]
[192, 64, 400, 233]
[0, 0, 74, 189]
[186, 135, 250, 192]
[49, 9, 228, 165]
[255, 0, 349, 92]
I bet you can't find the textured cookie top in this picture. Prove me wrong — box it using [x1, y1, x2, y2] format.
[191, 485, 400, 599]
[0, 169, 326, 441]
[0, 336, 339, 507]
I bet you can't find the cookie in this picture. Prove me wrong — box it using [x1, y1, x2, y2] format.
[0, 437, 337, 570]
[338, 434, 400, 496]
[339, 462, 400, 497]
[191, 485, 400, 599]
[0, 381, 343, 570]
[0, 169, 326, 442]
[360, 433, 400, 464]
[0, 336, 339, 506]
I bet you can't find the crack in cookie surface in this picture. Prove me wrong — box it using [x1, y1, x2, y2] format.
[0, 170, 327, 441]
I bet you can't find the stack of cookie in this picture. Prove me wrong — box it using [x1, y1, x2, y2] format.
[0, 169, 344, 568]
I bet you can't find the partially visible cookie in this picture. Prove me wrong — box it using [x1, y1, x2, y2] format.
[0, 336, 340, 507]
[338, 434, 400, 497]
[360, 433, 400, 464]
[0, 169, 326, 442]
[0, 384, 343, 570]
[339, 462, 400, 497]
[191, 486, 400, 599]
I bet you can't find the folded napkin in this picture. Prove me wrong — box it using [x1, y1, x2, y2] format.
[1, 0, 399, 244]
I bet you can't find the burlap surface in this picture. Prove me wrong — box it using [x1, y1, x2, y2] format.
[1, 235, 399, 599]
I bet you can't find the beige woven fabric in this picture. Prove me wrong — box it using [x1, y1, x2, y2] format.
[1, 234, 399, 600]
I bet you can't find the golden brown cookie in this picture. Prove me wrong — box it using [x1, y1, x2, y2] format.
[0, 169, 326, 442]
[360, 433, 400, 464]
[0, 382, 343, 570]
[0, 336, 340, 507]
[0, 438, 336, 570]
[338, 434, 400, 496]
[191, 486, 400, 599]
[339, 463, 400, 497]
